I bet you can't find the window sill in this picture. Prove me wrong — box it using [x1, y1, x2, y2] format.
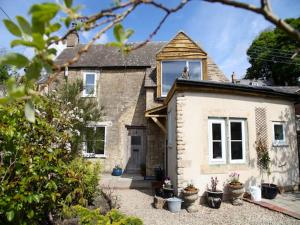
[82, 95, 96, 98]
[83, 153, 107, 158]
[272, 143, 288, 147]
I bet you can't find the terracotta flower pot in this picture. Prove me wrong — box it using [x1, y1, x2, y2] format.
[228, 183, 245, 206]
[182, 189, 199, 213]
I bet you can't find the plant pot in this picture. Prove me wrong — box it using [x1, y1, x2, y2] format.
[228, 183, 245, 206]
[206, 190, 223, 209]
[112, 168, 122, 176]
[261, 183, 278, 199]
[163, 187, 174, 198]
[182, 189, 199, 213]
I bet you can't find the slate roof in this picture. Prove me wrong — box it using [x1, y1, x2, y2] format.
[55, 42, 167, 68]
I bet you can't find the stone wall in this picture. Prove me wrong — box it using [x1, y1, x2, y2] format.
[52, 68, 148, 172]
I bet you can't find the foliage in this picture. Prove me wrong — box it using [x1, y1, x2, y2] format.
[0, 96, 100, 224]
[246, 18, 300, 85]
[64, 206, 143, 225]
[184, 183, 198, 192]
[227, 172, 241, 185]
[256, 139, 271, 176]
[48, 79, 103, 155]
[208, 177, 219, 192]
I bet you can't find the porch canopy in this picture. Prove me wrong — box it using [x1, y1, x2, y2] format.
[145, 105, 167, 134]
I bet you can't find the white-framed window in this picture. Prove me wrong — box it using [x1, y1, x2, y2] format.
[161, 60, 202, 96]
[208, 119, 226, 164]
[229, 120, 246, 163]
[83, 124, 106, 157]
[272, 122, 286, 146]
[83, 72, 97, 97]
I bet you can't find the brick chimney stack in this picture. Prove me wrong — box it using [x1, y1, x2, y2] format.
[231, 72, 237, 84]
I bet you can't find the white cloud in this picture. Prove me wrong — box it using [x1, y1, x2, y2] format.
[82, 31, 108, 44]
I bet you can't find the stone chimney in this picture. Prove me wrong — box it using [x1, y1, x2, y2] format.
[66, 30, 79, 47]
[231, 72, 237, 83]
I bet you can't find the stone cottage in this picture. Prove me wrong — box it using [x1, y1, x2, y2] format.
[53, 31, 299, 195]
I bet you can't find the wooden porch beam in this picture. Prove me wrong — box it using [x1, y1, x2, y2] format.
[151, 117, 167, 134]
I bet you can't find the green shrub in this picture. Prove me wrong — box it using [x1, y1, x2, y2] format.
[0, 98, 100, 224]
[64, 206, 143, 225]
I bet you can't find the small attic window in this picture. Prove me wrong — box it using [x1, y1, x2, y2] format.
[161, 60, 202, 96]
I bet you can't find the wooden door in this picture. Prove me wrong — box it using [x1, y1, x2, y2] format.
[126, 129, 145, 173]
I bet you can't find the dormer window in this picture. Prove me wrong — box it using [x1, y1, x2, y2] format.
[161, 60, 202, 96]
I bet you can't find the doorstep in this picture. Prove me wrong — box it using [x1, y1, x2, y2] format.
[100, 173, 153, 189]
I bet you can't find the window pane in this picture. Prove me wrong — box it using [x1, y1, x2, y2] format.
[231, 122, 242, 140]
[162, 61, 186, 95]
[213, 142, 222, 159]
[86, 127, 94, 153]
[231, 142, 243, 160]
[131, 136, 141, 145]
[189, 61, 201, 80]
[94, 140, 104, 155]
[212, 123, 221, 140]
[85, 85, 95, 95]
[274, 124, 284, 140]
[86, 74, 95, 85]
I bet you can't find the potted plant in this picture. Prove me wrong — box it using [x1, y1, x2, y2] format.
[227, 172, 245, 205]
[256, 139, 278, 199]
[206, 177, 223, 209]
[162, 177, 174, 198]
[182, 183, 199, 212]
[112, 165, 122, 176]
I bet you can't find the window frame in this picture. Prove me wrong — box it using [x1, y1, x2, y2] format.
[272, 122, 286, 146]
[83, 123, 107, 158]
[161, 60, 202, 97]
[82, 72, 97, 97]
[228, 119, 246, 164]
[208, 118, 226, 164]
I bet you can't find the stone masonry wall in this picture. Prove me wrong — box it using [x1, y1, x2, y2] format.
[176, 94, 187, 193]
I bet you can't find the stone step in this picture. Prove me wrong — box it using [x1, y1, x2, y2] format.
[100, 173, 153, 189]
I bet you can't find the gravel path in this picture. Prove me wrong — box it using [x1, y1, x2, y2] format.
[116, 189, 300, 225]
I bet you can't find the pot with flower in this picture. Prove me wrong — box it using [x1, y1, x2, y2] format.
[206, 177, 223, 209]
[227, 172, 245, 206]
[162, 177, 174, 198]
[112, 165, 122, 176]
[182, 183, 199, 213]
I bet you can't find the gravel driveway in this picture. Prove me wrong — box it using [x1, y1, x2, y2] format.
[116, 189, 300, 225]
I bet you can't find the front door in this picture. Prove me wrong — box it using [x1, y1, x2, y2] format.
[126, 128, 145, 173]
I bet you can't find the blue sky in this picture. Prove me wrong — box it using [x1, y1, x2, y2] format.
[0, 0, 299, 79]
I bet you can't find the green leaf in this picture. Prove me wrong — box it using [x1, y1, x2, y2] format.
[64, 0, 73, 8]
[113, 23, 123, 43]
[32, 33, 45, 50]
[3, 19, 22, 37]
[6, 211, 14, 222]
[29, 3, 60, 23]
[0, 53, 29, 68]
[48, 23, 61, 33]
[25, 100, 35, 123]
[27, 209, 34, 219]
[16, 16, 31, 35]
[32, 19, 45, 34]
[26, 61, 42, 80]
[11, 39, 37, 48]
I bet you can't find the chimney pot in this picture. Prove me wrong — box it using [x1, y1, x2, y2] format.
[231, 72, 237, 83]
